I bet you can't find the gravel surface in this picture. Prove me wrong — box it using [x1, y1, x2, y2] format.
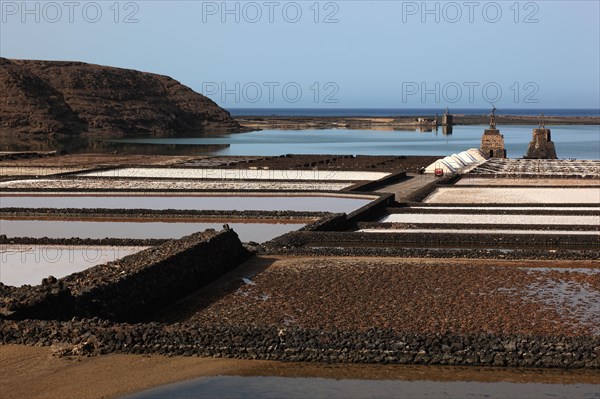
[0, 179, 352, 191]
[424, 187, 600, 204]
[0, 167, 90, 177]
[215, 155, 439, 173]
[467, 159, 600, 177]
[151, 257, 600, 337]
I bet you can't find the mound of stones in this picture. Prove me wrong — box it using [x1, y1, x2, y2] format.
[0, 229, 250, 321]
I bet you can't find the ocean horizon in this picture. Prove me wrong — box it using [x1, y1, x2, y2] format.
[228, 108, 600, 117]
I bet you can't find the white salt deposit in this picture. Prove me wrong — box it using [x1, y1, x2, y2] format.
[424, 187, 600, 204]
[455, 178, 600, 187]
[379, 213, 600, 225]
[411, 206, 600, 211]
[358, 228, 600, 235]
[79, 168, 390, 182]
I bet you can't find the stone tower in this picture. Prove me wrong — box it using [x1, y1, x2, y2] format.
[525, 114, 557, 159]
[480, 108, 506, 158]
[442, 107, 453, 126]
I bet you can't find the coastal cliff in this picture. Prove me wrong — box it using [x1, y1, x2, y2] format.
[0, 58, 247, 136]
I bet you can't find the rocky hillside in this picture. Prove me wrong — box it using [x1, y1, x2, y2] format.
[0, 58, 246, 136]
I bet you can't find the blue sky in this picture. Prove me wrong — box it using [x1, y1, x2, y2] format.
[1, 1, 599, 109]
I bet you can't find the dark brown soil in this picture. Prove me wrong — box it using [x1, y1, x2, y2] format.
[150, 256, 600, 337]
[218, 154, 440, 173]
[0, 153, 438, 173]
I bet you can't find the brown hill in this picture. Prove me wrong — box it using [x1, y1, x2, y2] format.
[0, 58, 247, 136]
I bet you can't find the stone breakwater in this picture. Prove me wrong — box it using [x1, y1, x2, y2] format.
[0, 229, 251, 321]
[1, 319, 598, 368]
[0, 208, 332, 220]
[263, 231, 600, 251]
[0, 236, 166, 247]
[258, 246, 600, 261]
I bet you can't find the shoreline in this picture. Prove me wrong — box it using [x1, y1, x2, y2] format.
[235, 115, 600, 131]
[1, 345, 598, 399]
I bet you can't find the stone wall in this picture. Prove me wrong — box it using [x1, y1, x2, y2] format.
[0, 229, 251, 321]
[262, 230, 599, 250]
[1, 319, 598, 368]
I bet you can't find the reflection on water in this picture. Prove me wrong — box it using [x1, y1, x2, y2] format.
[0, 134, 228, 156]
[123, 375, 599, 399]
[0, 220, 304, 242]
[2, 125, 598, 159]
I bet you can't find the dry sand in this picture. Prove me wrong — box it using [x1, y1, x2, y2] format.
[1, 345, 597, 399]
[0, 344, 262, 399]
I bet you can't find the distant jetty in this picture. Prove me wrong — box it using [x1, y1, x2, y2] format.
[235, 114, 600, 131]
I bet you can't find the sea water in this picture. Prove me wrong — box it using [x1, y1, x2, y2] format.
[109, 125, 600, 159]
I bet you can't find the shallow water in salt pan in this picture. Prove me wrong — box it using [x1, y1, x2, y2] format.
[0, 245, 146, 286]
[0, 195, 371, 213]
[0, 220, 304, 243]
[521, 268, 600, 335]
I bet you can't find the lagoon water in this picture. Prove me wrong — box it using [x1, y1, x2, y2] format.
[110, 125, 600, 159]
[123, 375, 599, 399]
[2, 125, 598, 159]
